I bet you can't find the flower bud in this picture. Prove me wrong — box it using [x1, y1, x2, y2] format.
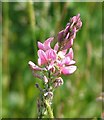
[44, 91, 53, 100]
[53, 77, 64, 88]
[43, 76, 48, 83]
[57, 30, 65, 43]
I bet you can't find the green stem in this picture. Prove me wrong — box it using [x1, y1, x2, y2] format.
[44, 99, 54, 118]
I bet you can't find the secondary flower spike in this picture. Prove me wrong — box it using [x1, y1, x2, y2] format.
[57, 13, 82, 50]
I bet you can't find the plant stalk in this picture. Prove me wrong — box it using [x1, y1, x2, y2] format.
[44, 99, 54, 118]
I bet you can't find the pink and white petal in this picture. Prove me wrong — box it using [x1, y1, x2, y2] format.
[69, 60, 76, 65]
[62, 57, 71, 65]
[38, 42, 45, 50]
[46, 49, 56, 61]
[57, 60, 63, 67]
[54, 42, 59, 52]
[61, 65, 77, 75]
[38, 58, 41, 66]
[61, 49, 67, 55]
[66, 48, 73, 60]
[44, 37, 54, 50]
[38, 50, 47, 65]
[43, 76, 48, 83]
[28, 61, 42, 71]
[48, 64, 55, 73]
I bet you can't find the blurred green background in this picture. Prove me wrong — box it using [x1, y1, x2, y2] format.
[2, 2, 102, 118]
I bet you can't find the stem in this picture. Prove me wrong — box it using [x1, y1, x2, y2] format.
[44, 99, 54, 118]
[48, 71, 51, 89]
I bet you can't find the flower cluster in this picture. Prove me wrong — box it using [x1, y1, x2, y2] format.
[29, 14, 82, 89]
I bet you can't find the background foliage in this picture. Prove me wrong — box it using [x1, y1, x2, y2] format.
[2, 2, 102, 118]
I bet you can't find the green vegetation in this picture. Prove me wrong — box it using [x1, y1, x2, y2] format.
[2, 2, 102, 118]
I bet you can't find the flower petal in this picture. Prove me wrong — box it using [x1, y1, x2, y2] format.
[69, 60, 76, 65]
[44, 37, 54, 50]
[43, 76, 48, 83]
[38, 42, 44, 50]
[46, 49, 56, 61]
[61, 65, 77, 75]
[54, 42, 59, 52]
[28, 61, 42, 71]
[38, 50, 47, 66]
[62, 57, 71, 65]
[66, 48, 73, 60]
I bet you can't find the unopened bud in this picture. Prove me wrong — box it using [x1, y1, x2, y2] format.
[43, 76, 48, 83]
[44, 91, 53, 100]
[53, 77, 64, 88]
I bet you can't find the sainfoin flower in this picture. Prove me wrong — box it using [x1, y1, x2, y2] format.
[28, 13, 82, 87]
[28, 14, 82, 118]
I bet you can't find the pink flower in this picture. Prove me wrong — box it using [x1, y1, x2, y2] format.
[28, 14, 82, 83]
[38, 50, 47, 66]
[38, 37, 54, 51]
[57, 48, 77, 75]
[38, 49, 56, 66]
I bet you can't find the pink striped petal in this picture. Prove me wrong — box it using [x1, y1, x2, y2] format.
[44, 37, 54, 50]
[62, 57, 71, 65]
[54, 43, 59, 52]
[66, 48, 73, 60]
[38, 50, 47, 66]
[46, 49, 56, 61]
[38, 42, 44, 50]
[28, 61, 42, 71]
[61, 65, 77, 75]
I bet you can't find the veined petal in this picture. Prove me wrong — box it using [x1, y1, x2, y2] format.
[54, 42, 59, 52]
[38, 50, 47, 66]
[61, 65, 77, 75]
[38, 42, 44, 50]
[44, 37, 54, 50]
[28, 61, 42, 71]
[46, 49, 56, 61]
[66, 48, 73, 60]
[62, 57, 71, 65]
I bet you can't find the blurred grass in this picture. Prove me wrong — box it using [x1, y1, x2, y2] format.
[2, 2, 102, 118]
